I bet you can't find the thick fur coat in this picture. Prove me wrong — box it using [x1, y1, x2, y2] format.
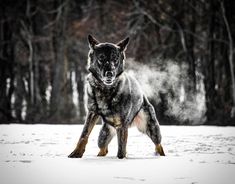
[69, 35, 165, 159]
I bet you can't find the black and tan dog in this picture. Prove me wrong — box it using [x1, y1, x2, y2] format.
[68, 35, 165, 159]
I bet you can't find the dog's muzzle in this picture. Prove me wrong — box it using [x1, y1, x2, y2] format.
[103, 71, 115, 85]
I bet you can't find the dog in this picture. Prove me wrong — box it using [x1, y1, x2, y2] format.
[68, 35, 165, 159]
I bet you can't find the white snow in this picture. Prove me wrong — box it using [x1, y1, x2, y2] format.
[0, 124, 235, 184]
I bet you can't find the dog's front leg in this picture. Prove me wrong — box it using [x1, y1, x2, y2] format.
[116, 126, 128, 159]
[68, 112, 99, 158]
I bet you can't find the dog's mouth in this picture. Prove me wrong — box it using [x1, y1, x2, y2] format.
[102, 71, 116, 85]
[102, 77, 115, 85]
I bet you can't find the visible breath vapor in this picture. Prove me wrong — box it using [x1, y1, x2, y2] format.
[126, 58, 206, 124]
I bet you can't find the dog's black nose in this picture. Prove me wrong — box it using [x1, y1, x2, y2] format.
[105, 71, 114, 78]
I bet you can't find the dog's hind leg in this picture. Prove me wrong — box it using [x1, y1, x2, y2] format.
[139, 97, 165, 156]
[97, 123, 116, 156]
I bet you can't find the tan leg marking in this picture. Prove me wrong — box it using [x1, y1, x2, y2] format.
[68, 113, 99, 158]
[156, 144, 165, 156]
[97, 147, 108, 157]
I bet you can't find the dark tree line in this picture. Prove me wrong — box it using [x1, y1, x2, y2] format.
[0, 0, 235, 125]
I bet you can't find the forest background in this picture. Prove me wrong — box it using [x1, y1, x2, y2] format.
[0, 0, 235, 125]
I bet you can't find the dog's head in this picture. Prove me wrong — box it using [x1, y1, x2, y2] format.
[87, 35, 129, 86]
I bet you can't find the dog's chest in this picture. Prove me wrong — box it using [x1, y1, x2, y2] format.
[95, 91, 119, 115]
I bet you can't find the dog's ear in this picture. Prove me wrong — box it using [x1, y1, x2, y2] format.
[116, 37, 129, 52]
[88, 35, 99, 49]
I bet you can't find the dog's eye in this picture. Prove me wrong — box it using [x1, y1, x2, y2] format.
[98, 54, 105, 61]
[111, 53, 119, 64]
[97, 54, 106, 64]
[114, 59, 119, 65]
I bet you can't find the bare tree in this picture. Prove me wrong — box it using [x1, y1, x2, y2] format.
[221, 1, 235, 117]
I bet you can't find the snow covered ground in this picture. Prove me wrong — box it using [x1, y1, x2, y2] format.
[0, 124, 235, 184]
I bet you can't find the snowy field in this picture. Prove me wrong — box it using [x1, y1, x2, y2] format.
[0, 124, 235, 184]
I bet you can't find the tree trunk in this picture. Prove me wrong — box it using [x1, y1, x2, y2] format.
[0, 13, 15, 123]
[50, 0, 69, 122]
[204, 0, 216, 122]
[221, 1, 235, 117]
[76, 64, 86, 122]
[187, 0, 196, 92]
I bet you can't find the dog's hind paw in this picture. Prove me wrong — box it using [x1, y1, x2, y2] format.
[156, 144, 165, 156]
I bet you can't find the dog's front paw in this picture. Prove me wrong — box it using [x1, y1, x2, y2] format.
[117, 151, 126, 159]
[97, 147, 108, 157]
[68, 149, 84, 158]
[68, 138, 88, 158]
